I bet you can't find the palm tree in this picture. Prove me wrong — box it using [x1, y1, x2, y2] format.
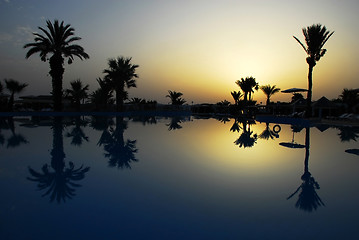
[340, 88, 359, 113]
[260, 84, 280, 106]
[166, 90, 186, 105]
[291, 93, 305, 103]
[24, 20, 89, 111]
[103, 57, 139, 111]
[235, 77, 259, 103]
[4, 78, 28, 111]
[293, 24, 334, 117]
[65, 79, 89, 111]
[90, 77, 114, 110]
[231, 91, 242, 105]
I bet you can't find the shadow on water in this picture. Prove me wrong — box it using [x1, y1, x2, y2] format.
[27, 117, 90, 203]
[286, 127, 325, 212]
[96, 116, 138, 169]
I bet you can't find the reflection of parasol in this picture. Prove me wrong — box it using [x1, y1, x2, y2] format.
[279, 142, 305, 148]
[281, 88, 308, 93]
[345, 149, 359, 156]
[279, 128, 305, 149]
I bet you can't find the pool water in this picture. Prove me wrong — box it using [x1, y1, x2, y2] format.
[0, 115, 358, 240]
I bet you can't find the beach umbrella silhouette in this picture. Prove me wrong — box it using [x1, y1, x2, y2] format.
[281, 88, 308, 93]
[279, 126, 305, 149]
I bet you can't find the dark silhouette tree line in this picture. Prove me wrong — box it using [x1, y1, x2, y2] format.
[21, 20, 340, 117]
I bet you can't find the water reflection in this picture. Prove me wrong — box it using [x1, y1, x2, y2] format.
[336, 126, 359, 142]
[232, 118, 258, 148]
[258, 122, 280, 140]
[97, 116, 138, 169]
[279, 125, 305, 149]
[66, 116, 89, 146]
[287, 127, 325, 212]
[166, 116, 184, 130]
[1, 117, 28, 148]
[27, 117, 90, 203]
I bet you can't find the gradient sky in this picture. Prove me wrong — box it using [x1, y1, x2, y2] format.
[0, 0, 358, 104]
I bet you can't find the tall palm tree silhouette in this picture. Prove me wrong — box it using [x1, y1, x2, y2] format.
[293, 24, 334, 117]
[4, 78, 28, 111]
[24, 20, 89, 111]
[27, 117, 90, 203]
[287, 128, 325, 212]
[98, 116, 138, 169]
[103, 57, 139, 111]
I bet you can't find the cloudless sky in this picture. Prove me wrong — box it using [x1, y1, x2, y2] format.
[0, 0, 358, 104]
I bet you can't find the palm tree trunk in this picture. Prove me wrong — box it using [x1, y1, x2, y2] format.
[115, 84, 125, 112]
[51, 117, 65, 171]
[304, 127, 310, 174]
[7, 92, 14, 111]
[306, 64, 314, 118]
[49, 54, 65, 111]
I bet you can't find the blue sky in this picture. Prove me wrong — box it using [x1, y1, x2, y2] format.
[0, 0, 358, 104]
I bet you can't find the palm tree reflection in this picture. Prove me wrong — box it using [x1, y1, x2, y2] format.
[233, 118, 257, 148]
[259, 123, 279, 140]
[167, 117, 184, 131]
[27, 117, 90, 203]
[6, 117, 28, 148]
[287, 127, 325, 212]
[97, 116, 138, 169]
[336, 126, 359, 142]
[66, 116, 89, 146]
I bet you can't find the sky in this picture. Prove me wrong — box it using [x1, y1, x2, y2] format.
[0, 0, 358, 104]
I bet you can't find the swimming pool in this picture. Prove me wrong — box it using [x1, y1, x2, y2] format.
[1, 115, 358, 239]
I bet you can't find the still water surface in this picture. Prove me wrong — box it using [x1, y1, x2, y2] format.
[0, 115, 358, 240]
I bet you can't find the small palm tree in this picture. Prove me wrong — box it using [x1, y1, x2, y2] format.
[166, 90, 186, 105]
[4, 78, 28, 111]
[103, 57, 139, 111]
[24, 20, 89, 111]
[291, 93, 305, 103]
[231, 91, 242, 105]
[340, 88, 359, 112]
[66, 79, 89, 111]
[90, 77, 114, 110]
[260, 84, 280, 106]
[293, 24, 334, 117]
